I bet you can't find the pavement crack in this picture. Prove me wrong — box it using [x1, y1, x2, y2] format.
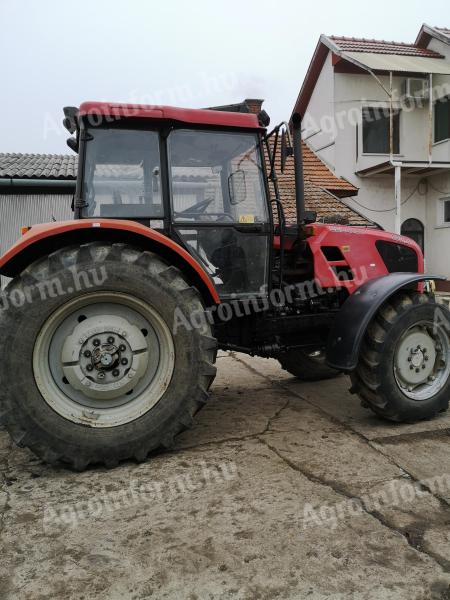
[173, 383, 292, 454]
[258, 434, 450, 574]
[261, 396, 290, 435]
[236, 355, 450, 514]
[231, 355, 450, 574]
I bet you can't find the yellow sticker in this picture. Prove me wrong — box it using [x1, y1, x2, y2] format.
[239, 214, 255, 224]
[341, 245, 350, 253]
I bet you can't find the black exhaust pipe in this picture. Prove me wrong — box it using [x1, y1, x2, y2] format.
[292, 112, 306, 227]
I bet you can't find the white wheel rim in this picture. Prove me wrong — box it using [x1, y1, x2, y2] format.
[33, 292, 175, 427]
[394, 320, 450, 401]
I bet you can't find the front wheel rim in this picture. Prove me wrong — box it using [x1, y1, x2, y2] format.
[393, 320, 450, 401]
[33, 292, 175, 427]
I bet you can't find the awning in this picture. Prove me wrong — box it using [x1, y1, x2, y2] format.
[356, 160, 450, 177]
[343, 51, 450, 75]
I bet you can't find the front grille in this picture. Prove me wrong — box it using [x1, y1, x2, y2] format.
[375, 240, 418, 273]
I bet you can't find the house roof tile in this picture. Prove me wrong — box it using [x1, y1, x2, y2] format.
[329, 36, 444, 58]
[279, 178, 371, 226]
[267, 144, 371, 226]
[301, 141, 357, 195]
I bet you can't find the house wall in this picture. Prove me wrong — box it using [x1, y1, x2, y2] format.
[307, 69, 433, 232]
[304, 48, 450, 277]
[302, 52, 335, 169]
[0, 192, 73, 287]
[334, 72, 431, 176]
[424, 171, 450, 275]
[426, 38, 450, 163]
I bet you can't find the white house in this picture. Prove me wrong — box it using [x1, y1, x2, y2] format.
[293, 24, 450, 288]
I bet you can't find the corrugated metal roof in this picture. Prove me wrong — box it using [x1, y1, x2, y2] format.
[0, 153, 77, 179]
[343, 51, 450, 74]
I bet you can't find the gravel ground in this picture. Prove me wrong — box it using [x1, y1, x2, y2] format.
[2, 351, 450, 599]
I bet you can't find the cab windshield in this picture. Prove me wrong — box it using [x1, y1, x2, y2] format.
[168, 129, 268, 224]
[82, 128, 162, 219]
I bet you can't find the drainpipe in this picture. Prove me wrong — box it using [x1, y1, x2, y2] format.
[389, 71, 394, 163]
[0, 178, 75, 189]
[428, 73, 433, 164]
[390, 71, 402, 234]
[394, 165, 402, 234]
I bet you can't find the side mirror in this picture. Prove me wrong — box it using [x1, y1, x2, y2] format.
[66, 137, 79, 153]
[228, 170, 247, 205]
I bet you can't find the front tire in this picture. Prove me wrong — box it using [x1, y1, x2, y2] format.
[351, 292, 450, 422]
[0, 243, 217, 469]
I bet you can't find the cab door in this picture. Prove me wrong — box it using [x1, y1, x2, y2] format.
[167, 128, 271, 300]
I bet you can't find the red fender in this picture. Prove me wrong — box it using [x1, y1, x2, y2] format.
[0, 219, 220, 305]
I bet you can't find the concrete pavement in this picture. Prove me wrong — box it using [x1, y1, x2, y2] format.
[2, 352, 450, 599]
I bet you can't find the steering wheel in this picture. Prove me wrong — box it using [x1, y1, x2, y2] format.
[176, 197, 215, 216]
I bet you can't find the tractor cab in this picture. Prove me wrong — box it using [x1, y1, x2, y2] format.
[69, 102, 273, 299]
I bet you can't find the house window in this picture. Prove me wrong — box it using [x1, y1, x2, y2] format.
[362, 107, 400, 154]
[443, 198, 450, 224]
[435, 97, 450, 143]
[436, 198, 450, 227]
[401, 218, 424, 253]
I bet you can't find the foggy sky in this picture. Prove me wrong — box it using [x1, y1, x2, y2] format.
[0, 0, 447, 154]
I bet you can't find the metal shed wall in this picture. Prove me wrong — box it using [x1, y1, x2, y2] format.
[0, 193, 73, 287]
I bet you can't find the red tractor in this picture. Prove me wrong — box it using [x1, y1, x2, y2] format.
[0, 101, 449, 470]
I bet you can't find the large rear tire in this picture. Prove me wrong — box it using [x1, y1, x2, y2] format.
[351, 292, 450, 422]
[0, 243, 217, 469]
[277, 348, 340, 381]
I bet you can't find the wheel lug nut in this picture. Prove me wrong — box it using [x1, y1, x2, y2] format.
[86, 364, 93, 372]
[97, 371, 105, 380]
[425, 356, 429, 361]
[415, 368, 420, 373]
[409, 365, 414, 370]
[422, 364, 426, 369]
[119, 344, 126, 352]
[121, 358, 128, 366]
[84, 350, 91, 358]
[107, 336, 115, 344]
[93, 339, 100, 347]
[408, 357, 412, 362]
[112, 369, 120, 377]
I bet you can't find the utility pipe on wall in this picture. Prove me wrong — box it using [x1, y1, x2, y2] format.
[394, 165, 402, 234]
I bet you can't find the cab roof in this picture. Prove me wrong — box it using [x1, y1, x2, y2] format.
[79, 101, 261, 130]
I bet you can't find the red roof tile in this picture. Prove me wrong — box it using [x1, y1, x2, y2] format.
[330, 36, 444, 58]
[301, 142, 357, 195]
[267, 138, 357, 198]
[265, 142, 370, 226]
